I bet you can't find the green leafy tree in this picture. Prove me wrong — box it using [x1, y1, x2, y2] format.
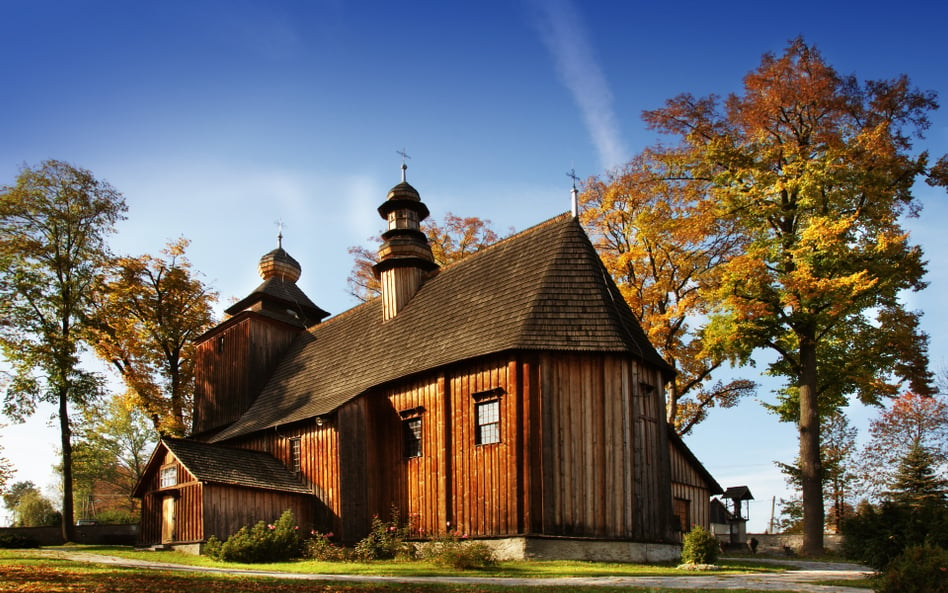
[8, 482, 60, 527]
[644, 38, 942, 553]
[580, 152, 755, 434]
[776, 412, 858, 532]
[0, 440, 13, 494]
[70, 392, 155, 519]
[0, 160, 126, 541]
[89, 238, 217, 435]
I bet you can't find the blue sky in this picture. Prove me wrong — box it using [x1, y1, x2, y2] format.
[1, 0, 946, 531]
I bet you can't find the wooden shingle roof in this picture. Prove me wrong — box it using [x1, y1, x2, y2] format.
[212, 214, 672, 442]
[151, 438, 311, 494]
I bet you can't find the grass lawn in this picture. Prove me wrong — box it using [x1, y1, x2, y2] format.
[0, 547, 808, 593]
[49, 545, 785, 577]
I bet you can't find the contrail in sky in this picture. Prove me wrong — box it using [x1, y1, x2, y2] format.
[528, 0, 628, 172]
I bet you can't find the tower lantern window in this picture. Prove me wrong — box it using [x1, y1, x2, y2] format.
[388, 209, 418, 230]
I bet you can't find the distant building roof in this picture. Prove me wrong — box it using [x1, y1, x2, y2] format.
[723, 485, 754, 501]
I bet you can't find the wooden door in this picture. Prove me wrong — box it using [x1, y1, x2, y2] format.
[161, 496, 176, 543]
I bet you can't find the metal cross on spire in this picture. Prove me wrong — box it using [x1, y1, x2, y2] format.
[275, 219, 285, 249]
[396, 147, 411, 182]
[567, 167, 580, 217]
[566, 167, 580, 190]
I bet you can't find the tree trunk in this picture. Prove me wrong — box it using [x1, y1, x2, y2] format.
[59, 388, 77, 542]
[798, 333, 823, 555]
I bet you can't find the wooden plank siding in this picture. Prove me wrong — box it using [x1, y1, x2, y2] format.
[137, 450, 204, 544]
[669, 442, 712, 532]
[202, 485, 313, 541]
[173, 349, 676, 546]
[537, 352, 673, 541]
[192, 314, 302, 436]
[232, 420, 339, 534]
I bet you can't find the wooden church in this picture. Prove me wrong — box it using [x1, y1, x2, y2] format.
[134, 167, 721, 560]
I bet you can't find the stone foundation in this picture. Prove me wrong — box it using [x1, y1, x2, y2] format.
[476, 536, 681, 563]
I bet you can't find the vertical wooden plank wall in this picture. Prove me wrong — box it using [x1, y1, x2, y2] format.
[669, 444, 711, 530]
[537, 352, 673, 541]
[192, 315, 302, 435]
[375, 376, 446, 535]
[137, 450, 204, 544]
[236, 420, 339, 533]
[448, 359, 517, 537]
[202, 486, 312, 540]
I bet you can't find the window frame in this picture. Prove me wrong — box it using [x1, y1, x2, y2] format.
[289, 437, 302, 473]
[399, 406, 425, 459]
[472, 387, 504, 446]
[160, 465, 177, 489]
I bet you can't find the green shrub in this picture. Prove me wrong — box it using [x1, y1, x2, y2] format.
[680, 525, 720, 565]
[843, 500, 948, 569]
[0, 533, 41, 549]
[419, 531, 496, 570]
[874, 544, 948, 593]
[204, 509, 302, 563]
[352, 509, 411, 561]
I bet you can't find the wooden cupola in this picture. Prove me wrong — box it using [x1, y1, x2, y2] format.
[225, 233, 329, 328]
[373, 163, 438, 320]
[190, 234, 328, 437]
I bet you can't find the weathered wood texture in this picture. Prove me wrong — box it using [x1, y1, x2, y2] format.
[138, 450, 204, 544]
[670, 441, 712, 531]
[192, 314, 301, 435]
[138, 446, 315, 545]
[538, 352, 673, 540]
[202, 485, 313, 541]
[236, 421, 339, 533]
[299, 351, 677, 543]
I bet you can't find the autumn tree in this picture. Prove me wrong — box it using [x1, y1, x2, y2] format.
[89, 238, 217, 435]
[580, 152, 755, 434]
[858, 391, 948, 500]
[0, 160, 126, 541]
[347, 213, 507, 301]
[643, 38, 942, 553]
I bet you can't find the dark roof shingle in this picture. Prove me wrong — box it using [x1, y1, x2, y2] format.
[213, 214, 671, 442]
[161, 438, 311, 494]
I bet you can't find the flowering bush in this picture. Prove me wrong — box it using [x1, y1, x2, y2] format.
[352, 508, 413, 561]
[204, 509, 302, 563]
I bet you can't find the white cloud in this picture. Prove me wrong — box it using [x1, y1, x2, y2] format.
[528, 0, 629, 171]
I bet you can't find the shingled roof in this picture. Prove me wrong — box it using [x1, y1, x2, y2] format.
[134, 438, 311, 496]
[212, 213, 673, 442]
